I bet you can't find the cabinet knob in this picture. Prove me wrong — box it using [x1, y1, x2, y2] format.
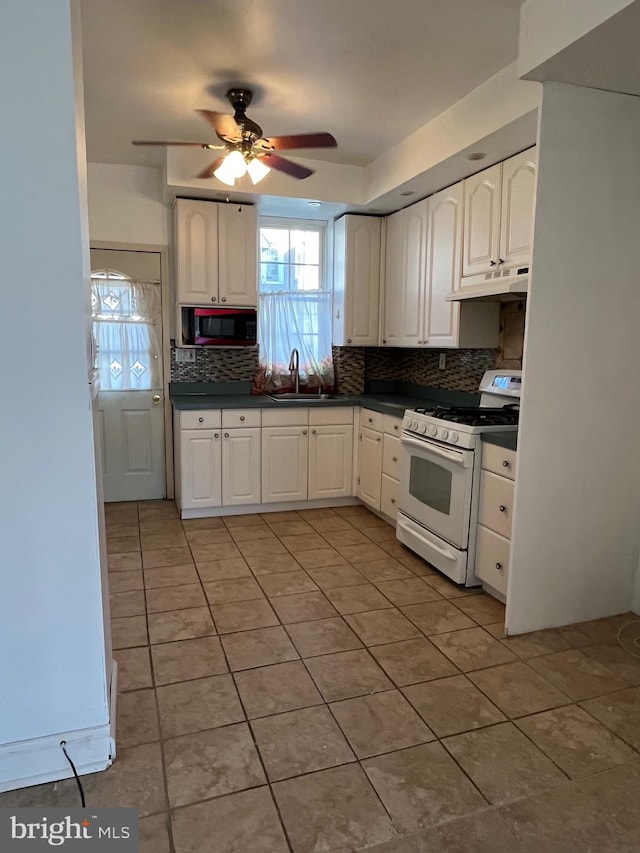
[211, 296, 217, 302]
[240, 416, 245, 421]
[214, 432, 220, 438]
[376, 436, 381, 442]
[347, 338, 352, 344]
[368, 417, 373, 423]
[198, 417, 204, 423]
[489, 260, 496, 267]
[498, 258, 504, 265]
[311, 429, 317, 435]
[221, 297, 227, 302]
[391, 498, 396, 504]
[382, 339, 387, 344]
[224, 432, 229, 438]
[502, 460, 510, 468]
[392, 456, 398, 462]
[302, 430, 307, 435]
[499, 505, 506, 513]
[495, 562, 503, 570]
[394, 425, 398, 431]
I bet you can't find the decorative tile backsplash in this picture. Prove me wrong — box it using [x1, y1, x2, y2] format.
[332, 345, 365, 395]
[170, 343, 260, 382]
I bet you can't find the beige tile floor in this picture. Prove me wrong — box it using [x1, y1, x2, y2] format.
[3, 500, 640, 852]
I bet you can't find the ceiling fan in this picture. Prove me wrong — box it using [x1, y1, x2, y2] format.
[132, 88, 337, 186]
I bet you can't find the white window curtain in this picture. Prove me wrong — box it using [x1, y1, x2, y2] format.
[257, 291, 335, 393]
[91, 273, 161, 391]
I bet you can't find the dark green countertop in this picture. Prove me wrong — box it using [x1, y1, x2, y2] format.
[481, 431, 518, 451]
[169, 380, 479, 417]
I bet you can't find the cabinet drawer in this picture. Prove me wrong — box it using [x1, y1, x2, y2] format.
[383, 414, 403, 436]
[361, 408, 383, 432]
[309, 406, 353, 426]
[478, 471, 514, 539]
[222, 409, 261, 429]
[262, 408, 309, 427]
[475, 524, 509, 595]
[381, 474, 399, 520]
[382, 433, 401, 478]
[482, 441, 517, 480]
[181, 410, 222, 430]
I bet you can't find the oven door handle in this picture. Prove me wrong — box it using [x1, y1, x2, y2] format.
[397, 516, 460, 562]
[401, 435, 472, 468]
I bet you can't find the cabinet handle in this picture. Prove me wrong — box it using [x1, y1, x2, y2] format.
[347, 338, 352, 344]
[502, 460, 510, 468]
[239, 416, 245, 421]
[198, 417, 204, 423]
[211, 296, 217, 302]
[392, 456, 398, 462]
[499, 505, 506, 513]
[221, 297, 227, 302]
[495, 562, 503, 570]
[224, 432, 229, 438]
[302, 430, 307, 435]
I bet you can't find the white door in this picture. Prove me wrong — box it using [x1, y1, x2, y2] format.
[425, 183, 463, 347]
[91, 249, 166, 502]
[222, 428, 261, 506]
[180, 430, 222, 509]
[357, 427, 383, 510]
[308, 425, 354, 500]
[344, 216, 381, 346]
[462, 163, 502, 277]
[175, 198, 219, 305]
[261, 427, 309, 503]
[499, 148, 538, 268]
[218, 203, 258, 306]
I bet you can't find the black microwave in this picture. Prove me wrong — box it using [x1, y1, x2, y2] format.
[181, 306, 257, 346]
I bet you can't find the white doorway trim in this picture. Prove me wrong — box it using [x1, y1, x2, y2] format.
[90, 240, 174, 500]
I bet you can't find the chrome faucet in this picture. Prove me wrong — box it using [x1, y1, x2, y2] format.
[288, 348, 300, 393]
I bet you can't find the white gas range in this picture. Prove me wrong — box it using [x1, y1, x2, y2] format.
[396, 369, 521, 586]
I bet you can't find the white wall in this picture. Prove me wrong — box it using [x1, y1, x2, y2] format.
[0, 0, 109, 765]
[88, 162, 169, 246]
[506, 82, 640, 634]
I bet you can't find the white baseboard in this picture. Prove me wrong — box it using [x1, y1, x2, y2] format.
[0, 660, 117, 794]
[181, 496, 360, 519]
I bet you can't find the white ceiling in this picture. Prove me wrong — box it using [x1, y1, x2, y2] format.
[80, 0, 523, 169]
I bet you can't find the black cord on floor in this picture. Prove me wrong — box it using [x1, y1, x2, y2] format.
[60, 741, 86, 807]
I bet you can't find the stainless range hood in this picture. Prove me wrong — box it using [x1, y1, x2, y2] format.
[446, 265, 529, 302]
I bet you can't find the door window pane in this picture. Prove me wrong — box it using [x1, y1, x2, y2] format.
[409, 457, 452, 515]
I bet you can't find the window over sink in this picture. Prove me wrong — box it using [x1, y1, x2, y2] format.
[257, 218, 334, 393]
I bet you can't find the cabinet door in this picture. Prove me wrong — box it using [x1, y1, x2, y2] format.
[499, 148, 537, 269]
[218, 203, 258, 306]
[180, 429, 221, 509]
[383, 202, 427, 347]
[356, 426, 383, 510]
[462, 163, 502, 277]
[222, 428, 261, 506]
[261, 426, 308, 503]
[343, 216, 381, 346]
[308, 425, 354, 500]
[424, 183, 463, 347]
[175, 199, 219, 304]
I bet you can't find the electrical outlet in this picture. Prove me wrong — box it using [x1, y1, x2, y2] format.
[175, 348, 196, 363]
[439, 353, 446, 370]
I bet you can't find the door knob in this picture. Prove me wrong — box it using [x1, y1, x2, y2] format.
[152, 395, 161, 405]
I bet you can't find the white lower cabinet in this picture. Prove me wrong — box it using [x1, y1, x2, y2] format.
[261, 426, 309, 504]
[475, 442, 517, 597]
[180, 429, 222, 510]
[357, 409, 403, 519]
[309, 425, 354, 500]
[380, 473, 399, 520]
[357, 426, 383, 510]
[222, 428, 261, 506]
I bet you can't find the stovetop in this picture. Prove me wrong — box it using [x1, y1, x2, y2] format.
[416, 404, 519, 427]
[402, 405, 519, 449]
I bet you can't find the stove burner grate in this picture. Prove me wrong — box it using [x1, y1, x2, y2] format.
[414, 404, 519, 427]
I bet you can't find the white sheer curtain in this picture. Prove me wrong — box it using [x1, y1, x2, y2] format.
[91, 274, 162, 391]
[257, 291, 335, 393]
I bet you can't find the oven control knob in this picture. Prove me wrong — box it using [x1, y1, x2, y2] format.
[418, 422, 427, 434]
[440, 429, 449, 440]
[412, 419, 420, 431]
[449, 431, 459, 444]
[427, 425, 437, 437]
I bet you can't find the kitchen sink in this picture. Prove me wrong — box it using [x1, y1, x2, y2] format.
[267, 393, 350, 402]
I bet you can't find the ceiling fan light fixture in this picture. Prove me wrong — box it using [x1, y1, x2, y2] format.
[246, 157, 270, 185]
[224, 149, 247, 179]
[213, 155, 237, 186]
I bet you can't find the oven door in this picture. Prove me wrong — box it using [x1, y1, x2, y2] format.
[399, 433, 474, 549]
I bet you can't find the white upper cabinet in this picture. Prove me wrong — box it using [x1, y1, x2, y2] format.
[308, 425, 354, 500]
[218, 203, 258, 306]
[424, 183, 463, 348]
[499, 148, 538, 269]
[462, 148, 537, 278]
[175, 198, 257, 306]
[382, 201, 428, 347]
[333, 215, 381, 346]
[462, 163, 502, 277]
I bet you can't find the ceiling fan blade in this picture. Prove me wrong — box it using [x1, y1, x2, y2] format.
[132, 140, 216, 147]
[259, 132, 337, 151]
[197, 109, 241, 140]
[196, 157, 226, 180]
[258, 152, 314, 180]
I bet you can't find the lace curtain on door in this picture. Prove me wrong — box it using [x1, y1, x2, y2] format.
[256, 291, 335, 393]
[91, 272, 162, 391]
